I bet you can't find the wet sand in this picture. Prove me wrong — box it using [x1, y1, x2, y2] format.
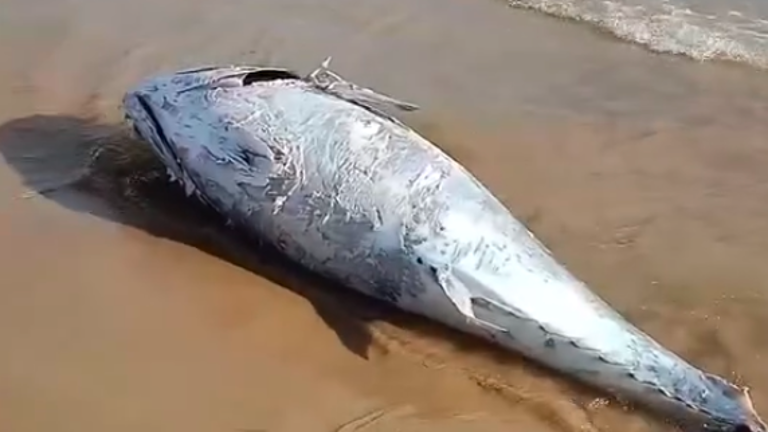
[1, 0, 768, 431]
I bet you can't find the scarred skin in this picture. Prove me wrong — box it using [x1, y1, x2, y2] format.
[122, 59, 765, 432]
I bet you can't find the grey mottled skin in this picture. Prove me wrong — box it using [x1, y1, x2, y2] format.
[122, 59, 765, 432]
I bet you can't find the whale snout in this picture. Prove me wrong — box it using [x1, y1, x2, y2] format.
[122, 90, 185, 182]
[123, 92, 166, 152]
[123, 92, 151, 138]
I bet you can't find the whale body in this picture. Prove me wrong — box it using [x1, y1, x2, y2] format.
[122, 58, 765, 432]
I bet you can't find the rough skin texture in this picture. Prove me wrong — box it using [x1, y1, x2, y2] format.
[123, 64, 765, 432]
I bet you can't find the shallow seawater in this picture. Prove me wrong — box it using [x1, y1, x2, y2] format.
[1, 0, 768, 431]
[509, 0, 768, 68]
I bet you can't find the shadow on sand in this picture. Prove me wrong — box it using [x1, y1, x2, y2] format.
[0, 114, 523, 363]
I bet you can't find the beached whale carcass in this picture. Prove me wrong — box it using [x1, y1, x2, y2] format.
[122, 58, 765, 432]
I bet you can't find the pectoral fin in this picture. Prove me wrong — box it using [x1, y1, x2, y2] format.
[432, 266, 509, 334]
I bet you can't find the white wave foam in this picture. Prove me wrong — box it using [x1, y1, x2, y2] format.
[509, 0, 768, 69]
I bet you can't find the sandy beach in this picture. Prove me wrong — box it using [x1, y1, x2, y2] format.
[1, 0, 768, 431]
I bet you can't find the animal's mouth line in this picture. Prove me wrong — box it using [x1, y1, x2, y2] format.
[131, 93, 218, 207]
[134, 93, 184, 174]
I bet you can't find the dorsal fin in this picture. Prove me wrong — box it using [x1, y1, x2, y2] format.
[305, 57, 420, 115]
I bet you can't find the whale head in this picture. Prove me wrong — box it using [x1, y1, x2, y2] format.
[122, 65, 301, 184]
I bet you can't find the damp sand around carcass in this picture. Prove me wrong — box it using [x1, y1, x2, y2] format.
[122, 59, 767, 432]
